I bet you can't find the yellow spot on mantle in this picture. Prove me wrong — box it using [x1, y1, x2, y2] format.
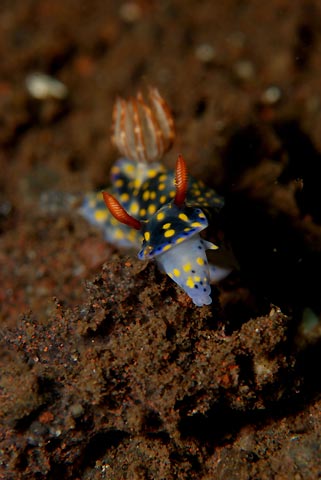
[148, 204, 157, 215]
[163, 222, 171, 229]
[143, 191, 150, 201]
[164, 229, 175, 238]
[94, 209, 108, 222]
[130, 201, 139, 215]
[124, 163, 135, 174]
[128, 229, 138, 241]
[115, 229, 124, 239]
[148, 169, 158, 178]
[178, 213, 188, 222]
[144, 231, 150, 241]
[196, 257, 204, 266]
[173, 268, 181, 277]
[175, 237, 185, 244]
[120, 193, 130, 202]
[157, 211, 165, 221]
[111, 165, 120, 174]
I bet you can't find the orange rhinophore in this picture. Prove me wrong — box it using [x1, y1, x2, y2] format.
[102, 192, 142, 230]
[174, 154, 188, 207]
[111, 87, 175, 164]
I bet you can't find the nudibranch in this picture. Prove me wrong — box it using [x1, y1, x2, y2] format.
[102, 155, 222, 306]
[81, 88, 227, 306]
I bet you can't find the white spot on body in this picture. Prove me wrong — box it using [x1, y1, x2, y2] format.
[25, 72, 68, 99]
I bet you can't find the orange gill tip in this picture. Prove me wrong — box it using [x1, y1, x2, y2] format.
[174, 154, 188, 206]
[102, 192, 142, 230]
[148, 86, 176, 144]
[111, 97, 129, 157]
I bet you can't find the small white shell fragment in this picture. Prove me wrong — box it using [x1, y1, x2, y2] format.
[25, 72, 68, 100]
[261, 86, 282, 105]
[234, 60, 255, 81]
[194, 43, 216, 63]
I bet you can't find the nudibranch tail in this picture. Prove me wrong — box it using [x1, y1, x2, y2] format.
[102, 192, 142, 230]
[156, 234, 214, 306]
[174, 154, 188, 207]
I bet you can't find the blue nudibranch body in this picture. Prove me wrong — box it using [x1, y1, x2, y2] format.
[81, 88, 227, 306]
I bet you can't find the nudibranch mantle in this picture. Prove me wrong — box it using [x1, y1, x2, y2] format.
[138, 203, 209, 259]
[82, 156, 223, 249]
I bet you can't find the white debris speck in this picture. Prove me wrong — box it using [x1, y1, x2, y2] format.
[195, 43, 216, 63]
[119, 2, 142, 23]
[234, 60, 255, 81]
[261, 86, 282, 105]
[25, 72, 68, 100]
